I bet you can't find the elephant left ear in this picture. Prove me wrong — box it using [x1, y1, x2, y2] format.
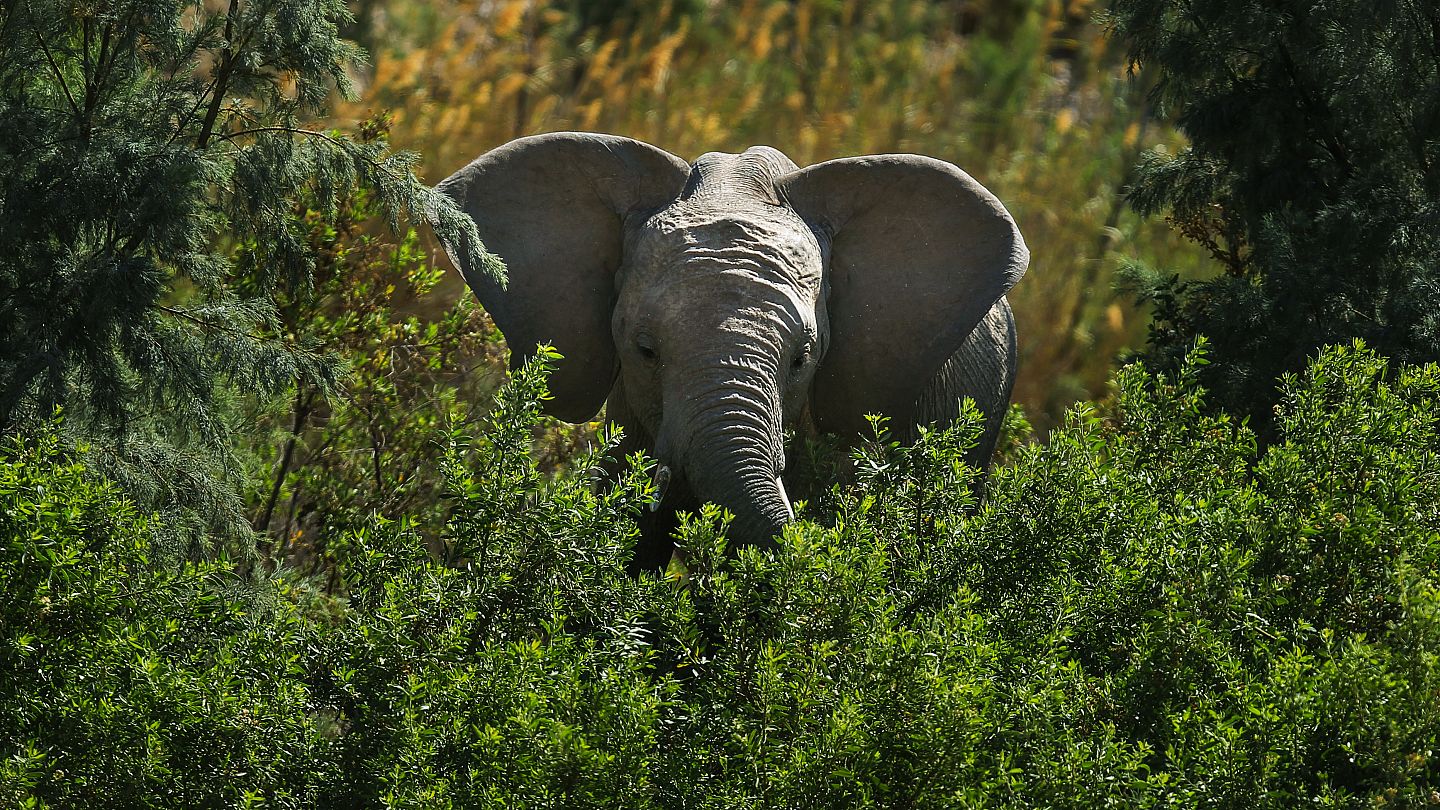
[776, 155, 1028, 436]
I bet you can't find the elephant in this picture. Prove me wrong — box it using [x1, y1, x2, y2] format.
[435, 132, 1027, 571]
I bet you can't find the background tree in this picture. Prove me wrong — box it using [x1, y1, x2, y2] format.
[1109, 0, 1440, 436]
[0, 0, 483, 546]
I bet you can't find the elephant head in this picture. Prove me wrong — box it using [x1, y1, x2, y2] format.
[436, 132, 1027, 559]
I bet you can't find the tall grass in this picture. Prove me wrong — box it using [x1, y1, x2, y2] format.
[337, 0, 1213, 430]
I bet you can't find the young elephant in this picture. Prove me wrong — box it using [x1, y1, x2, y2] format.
[436, 132, 1027, 570]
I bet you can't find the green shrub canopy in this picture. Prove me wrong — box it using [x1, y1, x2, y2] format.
[3, 343, 1437, 808]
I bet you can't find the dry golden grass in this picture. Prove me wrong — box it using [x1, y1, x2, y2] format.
[338, 0, 1213, 431]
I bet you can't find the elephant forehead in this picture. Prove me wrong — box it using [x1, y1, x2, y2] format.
[687, 146, 800, 201]
[654, 270, 816, 329]
[623, 282, 813, 352]
[630, 209, 823, 291]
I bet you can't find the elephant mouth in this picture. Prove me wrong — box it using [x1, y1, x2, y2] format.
[691, 455, 794, 549]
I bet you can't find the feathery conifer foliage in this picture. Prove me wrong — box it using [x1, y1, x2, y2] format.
[0, 0, 483, 542]
[1109, 0, 1440, 436]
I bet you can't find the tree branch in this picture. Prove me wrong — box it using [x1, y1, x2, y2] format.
[196, 0, 242, 149]
[1276, 41, 1353, 182]
[30, 18, 81, 120]
[217, 125, 413, 186]
[219, 124, 357, 150]
[154, 303, 254, 336]
[256, 388, 314, 533]
[0, 354, 54, 430]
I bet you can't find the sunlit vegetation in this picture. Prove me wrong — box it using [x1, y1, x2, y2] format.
[6, 345, 1438, 806]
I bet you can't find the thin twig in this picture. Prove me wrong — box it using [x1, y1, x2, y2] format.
[154, 303, 251, 335]
[30, 17, 82, 119]
[257, 388, 314, 532]
[196, 0, 242, 149]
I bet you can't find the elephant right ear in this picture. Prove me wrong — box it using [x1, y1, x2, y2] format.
[435, 132, 690, 422]
[777, 154, 1028, 436]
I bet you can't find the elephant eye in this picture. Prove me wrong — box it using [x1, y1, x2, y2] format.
[792, 345, 812, 371]
[635, 335, 658, 362]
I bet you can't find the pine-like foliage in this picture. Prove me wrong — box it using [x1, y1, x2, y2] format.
[1108, 0, 1440, 436]
[0, 1, 484, 543]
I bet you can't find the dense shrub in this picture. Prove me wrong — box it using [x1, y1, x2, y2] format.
[1110, 0, 1440, 438]
[0, 428, 328, 807]
[3, 342, 1437, 807]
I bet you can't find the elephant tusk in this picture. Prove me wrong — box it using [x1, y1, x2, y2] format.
[775, 474, 795, 520]
[650, 464, 672, 512]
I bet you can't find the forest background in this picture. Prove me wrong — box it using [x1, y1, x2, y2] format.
[342, 0, 1209, 427]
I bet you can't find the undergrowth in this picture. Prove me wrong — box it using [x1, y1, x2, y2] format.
[3, 342, 1437, 808]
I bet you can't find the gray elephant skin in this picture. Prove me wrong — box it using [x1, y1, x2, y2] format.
[436, 132, 1028, 571]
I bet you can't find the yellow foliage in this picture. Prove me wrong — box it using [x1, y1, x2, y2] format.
[579, 98, 603, 130]
[495, 73, 527, 100]
[646, 20, 690, 90]
[749, 3, 789, 60]
[532, 94, 559, 122]
[751, 28, 771, 61]
[738, 85, 763, 118]
[342, 0, 1213, 431]
[493, 1, 526, 38]
[1123, 120, 1141, 148]
[586, 39, 621, 89]
[733, 0, 758, 43]
[1106, 302, 1125, 333]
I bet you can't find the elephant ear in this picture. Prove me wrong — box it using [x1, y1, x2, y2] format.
[777, 155, 1028, 435]
[435, 132, 690, 422]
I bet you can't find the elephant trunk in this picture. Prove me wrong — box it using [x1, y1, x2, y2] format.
[687, 438, 792, 549]
[668, 366, 792, 550]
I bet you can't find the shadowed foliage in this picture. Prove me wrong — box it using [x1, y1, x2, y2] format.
[1109, 0, 1440, 438]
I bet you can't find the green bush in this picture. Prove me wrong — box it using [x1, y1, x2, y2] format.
[3, 342, 1437, 807]
[238, 182, 500, 577]
[0, 428, 327, 807]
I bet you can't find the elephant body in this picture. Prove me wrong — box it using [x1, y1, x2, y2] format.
[437, 133, 1027, 569]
